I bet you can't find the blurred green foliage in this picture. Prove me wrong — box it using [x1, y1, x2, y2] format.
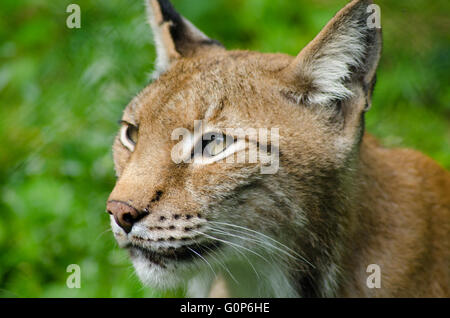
[0, 0, 449, 297]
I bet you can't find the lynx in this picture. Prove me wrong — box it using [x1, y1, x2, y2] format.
[106, 0, 450, 297]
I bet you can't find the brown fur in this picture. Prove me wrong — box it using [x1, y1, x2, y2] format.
[107, 0, 449, 297]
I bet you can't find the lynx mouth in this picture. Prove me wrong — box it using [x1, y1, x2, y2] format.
[128, 241, 221, 266]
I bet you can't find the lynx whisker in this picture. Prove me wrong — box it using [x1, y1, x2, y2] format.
[195, 229, 262, 279]
[209, 226, 297, 272]
[96, 227, 113, 241]
[201, 244, 240, 285]
[186, 246, 217, 277]
[210, 221, 314, 268]
[192, 229, 267, 269]
[211, 226, 295, 261]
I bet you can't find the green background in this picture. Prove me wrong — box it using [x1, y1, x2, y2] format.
[0, 0, 448, 297]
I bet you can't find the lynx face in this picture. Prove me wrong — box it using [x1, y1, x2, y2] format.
[107, 0, 381, 295]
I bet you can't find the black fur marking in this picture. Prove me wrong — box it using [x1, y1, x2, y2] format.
[156, 0, 224, 49]
[157, 0, 184, 41]
[151, 190, 163, 203]
[157, 0, 181, 23]
[199, 38, 225, 48]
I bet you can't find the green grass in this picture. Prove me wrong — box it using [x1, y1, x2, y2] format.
[0, 0, 449, 297]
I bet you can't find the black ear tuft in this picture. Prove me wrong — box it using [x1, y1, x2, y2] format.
[146, 0, 224, 78]
[158, 0, 224, 48]
[156, 0, 224, 50]
[157, 0, 181, 22]
[156, 0, 184, 43]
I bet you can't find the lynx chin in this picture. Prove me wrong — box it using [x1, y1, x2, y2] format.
[106, 0, 450, 298]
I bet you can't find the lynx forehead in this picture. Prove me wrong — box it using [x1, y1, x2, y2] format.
[106, 0, 450, 298]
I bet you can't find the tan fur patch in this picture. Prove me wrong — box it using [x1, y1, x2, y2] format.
[107, 0, 449, 297]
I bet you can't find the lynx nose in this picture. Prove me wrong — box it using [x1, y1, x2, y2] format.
[106, 201, 147, 233]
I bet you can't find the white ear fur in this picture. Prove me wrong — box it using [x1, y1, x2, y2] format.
[145, 0, 179, 78]
[301, 22, 369, 105]
[146, 6, 170, 78]
[284, 0, 381, 107]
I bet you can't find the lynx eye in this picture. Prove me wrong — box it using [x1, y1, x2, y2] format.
[119, 122, 138, 152]
[202, 133, 231, 157]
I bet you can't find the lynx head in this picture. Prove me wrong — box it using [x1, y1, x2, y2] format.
[107, 0, 381, 294]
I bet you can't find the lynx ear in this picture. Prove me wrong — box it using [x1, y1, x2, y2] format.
[146, 0, 224, 78]
[282, 0, 382, 109]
